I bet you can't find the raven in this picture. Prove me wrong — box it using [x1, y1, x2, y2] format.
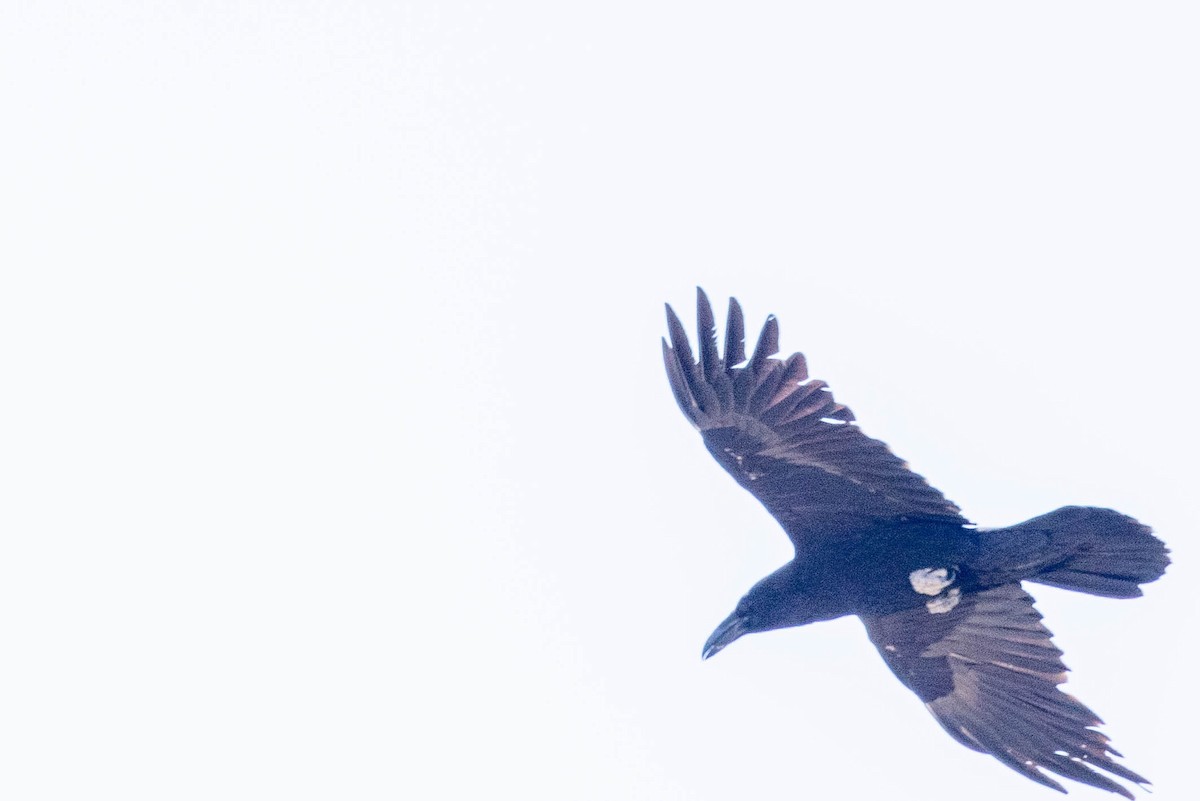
[663, 289, 1168, 798]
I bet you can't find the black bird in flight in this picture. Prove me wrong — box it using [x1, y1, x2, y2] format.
[663, 289, 1168, 798]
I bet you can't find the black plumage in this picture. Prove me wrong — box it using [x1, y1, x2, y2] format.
[663, 289, 1169, 798]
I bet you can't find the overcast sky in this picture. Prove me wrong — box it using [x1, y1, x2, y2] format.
[3, 3, 1199, 800]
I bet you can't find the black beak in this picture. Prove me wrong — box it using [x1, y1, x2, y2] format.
[702, 611, 749, 660]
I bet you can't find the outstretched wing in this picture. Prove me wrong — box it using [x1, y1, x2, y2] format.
[862, 584, 1148, 798]
[663, 288, 965, 549]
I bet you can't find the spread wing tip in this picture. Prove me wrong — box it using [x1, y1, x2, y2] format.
[662, 289, 967, 526]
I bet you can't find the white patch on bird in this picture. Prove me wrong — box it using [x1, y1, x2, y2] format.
[884, 644, 897, 653]
[909, 567, 955, 596]
[925, 587, 961, 614]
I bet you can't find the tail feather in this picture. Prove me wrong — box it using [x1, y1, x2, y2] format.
[990, 506, 1169, 599]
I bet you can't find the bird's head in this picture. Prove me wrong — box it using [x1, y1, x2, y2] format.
[702, 564, 818, 659]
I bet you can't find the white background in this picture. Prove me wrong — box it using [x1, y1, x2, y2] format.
[3, 3, 1197, 799]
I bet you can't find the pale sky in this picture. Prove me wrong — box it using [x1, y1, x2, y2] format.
[3, 3, 1199, 800]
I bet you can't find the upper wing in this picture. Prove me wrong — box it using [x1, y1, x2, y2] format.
[862, 584, 1148, 798]
[663, 288, 966, 549]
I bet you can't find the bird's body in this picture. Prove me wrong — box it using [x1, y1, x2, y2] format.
[735, 518, 979, 624]
[663, 289, 1169, 798]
